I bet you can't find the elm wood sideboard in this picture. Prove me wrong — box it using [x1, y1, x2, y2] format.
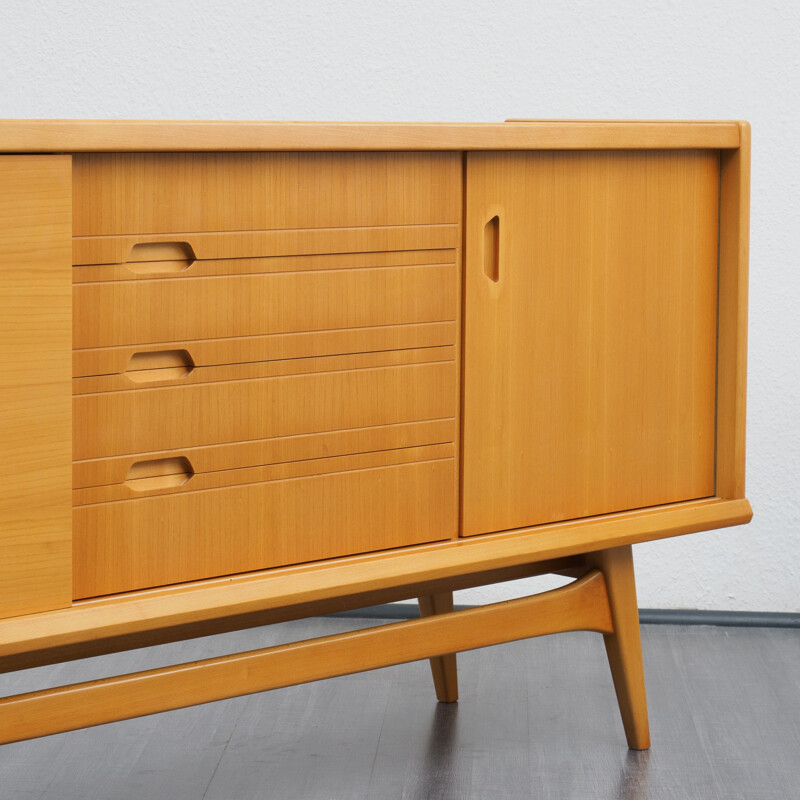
[0, 120, 751, 748]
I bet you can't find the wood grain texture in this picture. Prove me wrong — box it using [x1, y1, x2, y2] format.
[0, 120, 740, 153]
[74, 361, 455, 460]
[716, 122, 751, 499]
[0, 156, 72, 618]
[74, 458, 456, 598]
[72, 152, 461, 235]
[0, 570, 612, 744]
[74, 262, 456, 349]
[462, 150, 720, 536]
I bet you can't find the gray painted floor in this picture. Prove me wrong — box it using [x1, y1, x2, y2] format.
[0, 618, 798, 799]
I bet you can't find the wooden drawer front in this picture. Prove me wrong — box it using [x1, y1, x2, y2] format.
[69, 152, 462, 594]
[72, 152, 461, 236]
[73, 458, 455, 598]
[74, 437, 454, 505]
[73, 321, 456, 380]
[74, 362, 455, 460]
[73, 419, 454, 492]
[72, 231, 459, 270]
[74, 263, 455, 349]
[74, 343, 455, 395]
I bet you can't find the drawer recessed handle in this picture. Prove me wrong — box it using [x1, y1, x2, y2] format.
[127, 242, 195, 274]
[484, 215, 500, 283]
[125, 457, 194, 492]
[126, 349, 195, 383]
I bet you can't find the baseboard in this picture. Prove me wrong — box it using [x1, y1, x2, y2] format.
[637, 608, 800, 628]
[328, 603, 800, 629]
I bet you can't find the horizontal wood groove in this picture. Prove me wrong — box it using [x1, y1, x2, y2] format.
[73, 361, 456, 460]
[0, 570, 612, 744]
[73, 346, 455, 394]
[0, 121, 741, 152]
[73, 322, 457, 376]
[0, 498, 750, 665]
[74, 445, 455, 505]
[76, 353, 456, 392]
[73, 229, 460, 266]
[74, 250, 456, 284]
[76, 453, 455, 507]
[73, 419, 456, 489]
[73, 261, 459, 286]
[73, 264, 457, 349]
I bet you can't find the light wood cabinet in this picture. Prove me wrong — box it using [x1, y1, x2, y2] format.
[0, 121, 751, 751]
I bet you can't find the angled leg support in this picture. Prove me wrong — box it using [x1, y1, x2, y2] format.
[587, 545, 651, 750]
[418, 592, 459, 702]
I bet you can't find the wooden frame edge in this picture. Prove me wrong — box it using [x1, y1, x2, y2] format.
[0, 121, 740, 152]
[716, 121, 751, 498]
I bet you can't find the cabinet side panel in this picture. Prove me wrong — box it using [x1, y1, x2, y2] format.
[462, 150, 720, 536]
[716, 124, 750, 499]
[0, 155, 72, 617]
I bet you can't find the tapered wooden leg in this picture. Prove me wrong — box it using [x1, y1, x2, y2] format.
[417, 592, 459, 702]
[588, 546, 650, 750]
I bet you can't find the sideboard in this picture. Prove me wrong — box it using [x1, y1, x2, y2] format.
[0, 120, 751, 748]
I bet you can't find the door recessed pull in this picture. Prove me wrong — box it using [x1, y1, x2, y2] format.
[484, 215, 500, 283]
[127, 241, 196, 274]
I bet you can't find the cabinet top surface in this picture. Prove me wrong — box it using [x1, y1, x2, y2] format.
[0, 120, 745, 152]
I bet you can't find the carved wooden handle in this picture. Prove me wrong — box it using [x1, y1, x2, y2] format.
[125, 349, 194, 383]
[125, 456, 194, 492]
[126, 241, 195, 274]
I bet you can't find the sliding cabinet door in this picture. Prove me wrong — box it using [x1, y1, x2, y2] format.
[462, 150, 719, 536]
[0, 156, 72, 616]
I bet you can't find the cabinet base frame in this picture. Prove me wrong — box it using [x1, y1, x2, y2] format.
[0, 497, 751, 748]
[0, 549, 655, 748]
